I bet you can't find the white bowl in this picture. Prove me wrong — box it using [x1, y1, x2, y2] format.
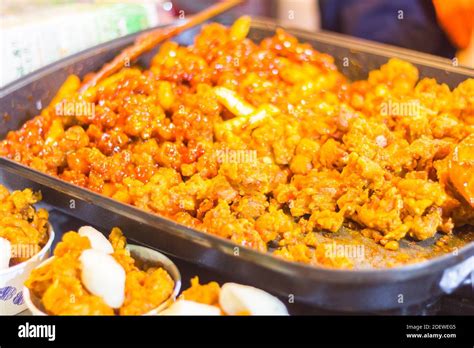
[23, 244, 181, 315]
[0, 225, 54, 315]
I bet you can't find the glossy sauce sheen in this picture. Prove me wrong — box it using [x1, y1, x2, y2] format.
[1, 18, 473, 268]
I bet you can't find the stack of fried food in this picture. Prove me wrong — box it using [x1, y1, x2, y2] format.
[1, 17, 473, 268]
[0, 185, 49, 268]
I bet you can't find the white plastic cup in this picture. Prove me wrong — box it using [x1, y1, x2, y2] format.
[23, 244, 181, 315]
[0, 225, 54, 315]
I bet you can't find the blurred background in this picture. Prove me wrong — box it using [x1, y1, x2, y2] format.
[1, 0, 473, 88]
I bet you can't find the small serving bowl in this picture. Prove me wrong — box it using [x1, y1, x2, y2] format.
[23, 244, 181, 315]
[0, 224, 55, 315]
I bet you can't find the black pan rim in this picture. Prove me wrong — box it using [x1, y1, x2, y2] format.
[2, 157, 473, 283]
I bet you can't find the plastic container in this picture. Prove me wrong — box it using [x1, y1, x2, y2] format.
[0, 225, 55, 315]
[23, 244, 181, 315]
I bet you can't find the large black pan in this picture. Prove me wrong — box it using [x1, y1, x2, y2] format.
[1, 18, 473, 312]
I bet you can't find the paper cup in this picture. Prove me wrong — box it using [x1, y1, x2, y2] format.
[23, 244, 181, 315]
[0, 225, 54, 315]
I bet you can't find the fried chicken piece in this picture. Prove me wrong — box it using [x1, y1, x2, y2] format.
[180, 276, 221, 306]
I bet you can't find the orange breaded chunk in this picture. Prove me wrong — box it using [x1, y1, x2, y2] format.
[180, 276, 221, 306]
